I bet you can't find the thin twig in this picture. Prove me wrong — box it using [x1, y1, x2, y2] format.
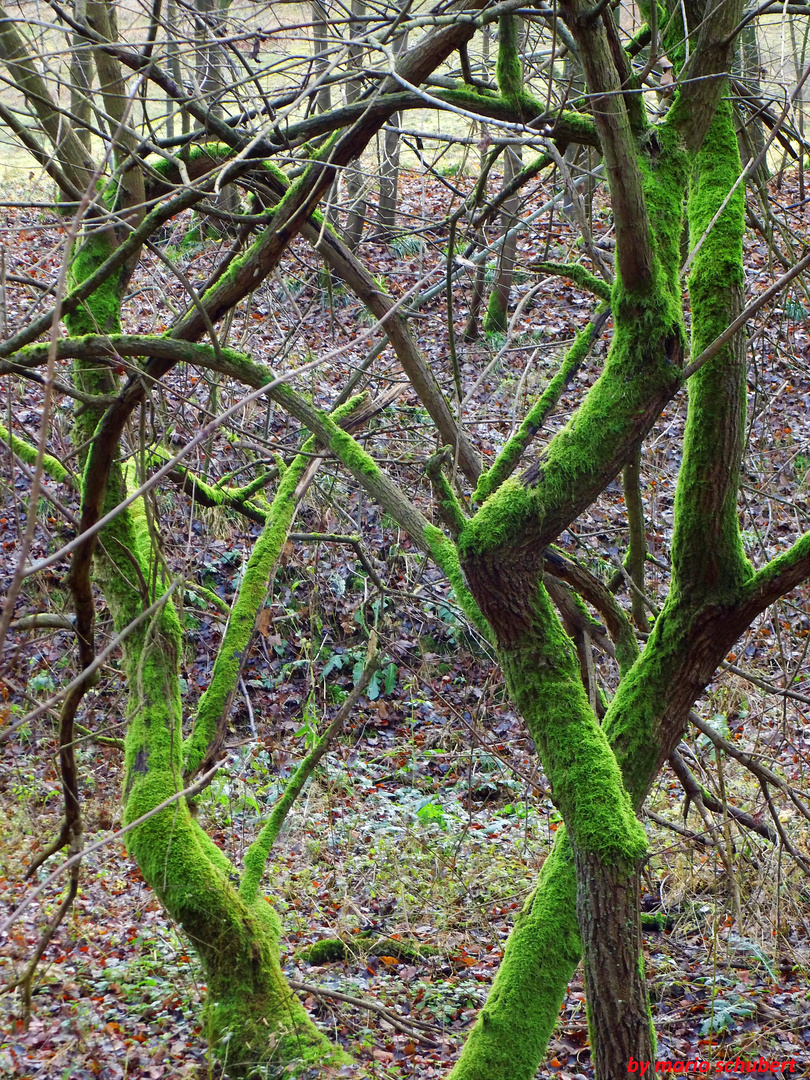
[288, 978, 443, 1047]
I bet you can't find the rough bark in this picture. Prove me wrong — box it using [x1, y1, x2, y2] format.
[575, 850, 651, 1078]
[344, 0, 367, 248]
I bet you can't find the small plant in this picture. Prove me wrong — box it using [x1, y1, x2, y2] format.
[390, 235, 424, 257]
[29, 670, 55, 694]
[700, 991, 755, 1036]
[415, 798, 448, 830]
[784, 298, 807, 321]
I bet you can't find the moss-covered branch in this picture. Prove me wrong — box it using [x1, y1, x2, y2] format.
[528, 260, 612, 300]
[623, 447, 649, 628]
[239, 637, 379, 904]
[559, 0, 654, 293]
[496, 13, 523, 102]
[737, 531, 810, 621]
[473, 304, 610, 504]
[425, 448, 469, 539]
[147, 447, 269, 524]
[543, 548, 639, 676]
[0, 421, 74, 486]
[183, 395, 368, 778]
[671, 102, 751, 604]
[99, 463, 350, 1075]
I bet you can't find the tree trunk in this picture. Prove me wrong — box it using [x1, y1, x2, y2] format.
[483, 14, 525, 333]
[377, 115, 402, 238]
[576, 850, 652, 1077]
[448, 69, 749, 1080]
[62, 219, 352, 1074]
[344, 0, 367, 248]
[311, 0, 332, 113]
[377, 2, 409, 239]
[483, 143, 522, 332]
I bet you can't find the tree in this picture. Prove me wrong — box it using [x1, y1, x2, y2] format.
[1, 0, 810, 1076]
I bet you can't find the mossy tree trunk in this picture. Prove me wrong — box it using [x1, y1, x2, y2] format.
[447, 2, 756, 1074]
[62, 241, 353, 1073]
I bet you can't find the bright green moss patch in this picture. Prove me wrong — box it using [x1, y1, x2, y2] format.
[66, 234, 123, 338]
[483, 288, 508, 334]
[0, 421, 73, 486]
[458, 476, 535, 561]
[328, 424, 380, 477]
[530, 262, 611, 300]
[500, 585, 647, 867]
[295, 933, 439, 965]
[496, 14, 523, 102]
[185, 397, 366, 776]
[671, 102, 752, 601]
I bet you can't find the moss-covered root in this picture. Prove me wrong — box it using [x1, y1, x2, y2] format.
[447, 837, 580, 1080]
[295, 933, 440, 965]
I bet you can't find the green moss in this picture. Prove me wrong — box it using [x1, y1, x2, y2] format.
[640, 911, 673, 931]
[671, 102, 752, 601]
[186, 582, 231, 616]
[426, 448, 469, 537]
[66, 233, 123, 338]
[475, 303, 609, 503]
[448, 839, 580, 1080]
[745, 532, 810, 602]
[552, 108, 599, 144]
[423, 524, 492, 641]
[184, 397, 365, 776]
[65, 231, 124, 449]
[460, 476, 535, 560]
[500, 584, 647, 867]
[296, 934, 440, 965]
[327, 424, 380, 477]
[483, 288, 508, 334]
[496, 15, 523, 102]
[658, 0, 687, 74]
[530, 262, 611, 301]
[0, 421, 73, 486]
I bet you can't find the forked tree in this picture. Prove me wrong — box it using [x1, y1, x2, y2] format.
[1, 0, 809, 1077]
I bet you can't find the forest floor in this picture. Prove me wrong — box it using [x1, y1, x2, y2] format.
[1, 164, 810, 1079]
